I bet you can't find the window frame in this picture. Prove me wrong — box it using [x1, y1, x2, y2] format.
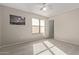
[32, 18, 45, 34]
[40, 20, 45, 34]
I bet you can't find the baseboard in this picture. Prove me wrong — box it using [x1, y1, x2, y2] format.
[0, 40, 28, 48]
[0, 37, 45, 48]
[55, 39, 79, 46]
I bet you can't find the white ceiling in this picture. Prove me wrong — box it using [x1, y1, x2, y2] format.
[1, 3, 79, 17]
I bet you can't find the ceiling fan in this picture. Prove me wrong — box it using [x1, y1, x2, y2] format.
[40, 3, 47, 11]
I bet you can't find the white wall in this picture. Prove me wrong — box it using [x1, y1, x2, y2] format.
[0, 6, 2, 46]
[53, 8, 79, 45]
[0, 6, 47, 46]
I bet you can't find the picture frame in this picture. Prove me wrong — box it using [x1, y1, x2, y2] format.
[10, 15, 25, 25]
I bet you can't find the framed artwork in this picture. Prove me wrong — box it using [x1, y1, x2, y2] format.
[10, 15, 25, 25]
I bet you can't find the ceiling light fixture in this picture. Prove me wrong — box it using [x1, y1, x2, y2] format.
[41, 6, 47, 11]
[40, 3, 47, 11]
[42, 7, 47, 11]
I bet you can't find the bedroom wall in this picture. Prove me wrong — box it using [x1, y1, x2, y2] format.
[1, 6, 48, 46]
[0, 6, 2, 46]
[53, 8, 79, 45]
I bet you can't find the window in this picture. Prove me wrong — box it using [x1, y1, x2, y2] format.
[32, 18, 39, 33]
[32, 18, 45, 34]
[40, 20, 45, 34]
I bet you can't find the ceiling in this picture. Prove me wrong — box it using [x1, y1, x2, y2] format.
[1, 3, 79, 17]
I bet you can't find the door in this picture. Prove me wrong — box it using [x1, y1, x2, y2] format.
[49, 20, 54, 39]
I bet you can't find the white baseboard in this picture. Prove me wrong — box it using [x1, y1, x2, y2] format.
[0, 37, 45, 48]
[55, 38, 79, 46]
[0, 41, 27, 48]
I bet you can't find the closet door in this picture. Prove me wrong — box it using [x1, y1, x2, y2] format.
[49, 20, 54, 39]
